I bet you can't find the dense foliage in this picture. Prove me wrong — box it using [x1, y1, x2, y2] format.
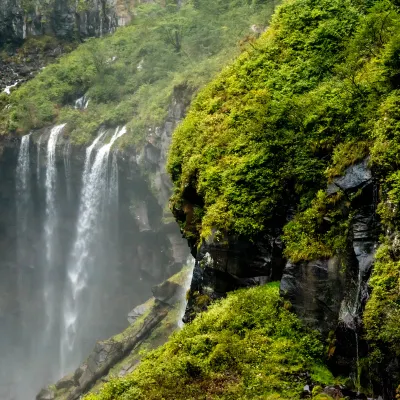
[167, 0, 400, 388]
[84, 283, 335, 400]
[0, 0, 277, 147]
[167, 0, 400, 243]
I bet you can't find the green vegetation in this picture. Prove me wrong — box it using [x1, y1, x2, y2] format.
[364, 241, 400, 355]
[0, 0, 277, 147]
[166, 0, 400, 389]
[167, 0, 400, 247]
[85, 283, 335, 400]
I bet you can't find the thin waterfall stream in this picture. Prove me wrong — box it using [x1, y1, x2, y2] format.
[61, 126, 126, 374]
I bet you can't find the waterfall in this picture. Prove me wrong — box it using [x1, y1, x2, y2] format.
[178, 256, 195, 328]
[64, 142, 72, 200]
[43, 124, 66, 334]
[16, 134, 31, 236]
[60, 126, 126, 374]
[0, 123, 189, 399]
[37, 134, 42, 183]
[15, 133, 32, 318]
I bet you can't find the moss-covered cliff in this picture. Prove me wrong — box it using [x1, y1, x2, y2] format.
[165, 0, 400, 397]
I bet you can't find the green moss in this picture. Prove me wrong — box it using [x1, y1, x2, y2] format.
[84, 283, 334, 400]
[364, 242, 400, 356]
[167, 0, 400, 249]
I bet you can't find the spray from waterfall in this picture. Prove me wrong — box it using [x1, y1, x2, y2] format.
[60, 126, 126, 374]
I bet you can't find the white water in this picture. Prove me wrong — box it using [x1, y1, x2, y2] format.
[0, 124, 189, 399]
[63, 141, 72, 200]
[37, 134, 43, 183]
[178, 256, 195, 328]
[16, 134, 31, 216]
[4, 81, 19, 95]
[43, 124, 66, 334]
[60, 126, 126, 373]
[75, 95, 90, 110]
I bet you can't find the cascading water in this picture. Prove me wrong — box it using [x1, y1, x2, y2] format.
[0, 124, 188, 400]
[43, 124, 66, 338]
[60, 127, 126, 374]
[37, 134, 42, 183]
[63, 142, 72, 200]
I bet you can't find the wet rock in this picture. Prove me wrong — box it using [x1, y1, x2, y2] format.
[327, 158, 372, 195]
[55, 373, 75, 390]
[280, 257, 344, 335]
[152, 280, 184, 306]
[36, 387, 55, 400]
[184, 232, 285, 322]
[127, 302, 150, 324]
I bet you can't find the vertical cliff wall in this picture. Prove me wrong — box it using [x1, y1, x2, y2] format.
[0, 0, 134, 45]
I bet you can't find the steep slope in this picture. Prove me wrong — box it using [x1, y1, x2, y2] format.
[84, 283, 338, 400]
[166, 0, 400, 397]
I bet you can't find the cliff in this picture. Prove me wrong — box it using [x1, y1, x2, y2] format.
[0, 0, 133, 46]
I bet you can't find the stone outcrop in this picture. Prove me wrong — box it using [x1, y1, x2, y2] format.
[180, 158, 384, 394]
[280, 159, 376, 339]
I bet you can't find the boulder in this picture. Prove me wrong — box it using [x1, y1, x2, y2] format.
[127, 302, 150, 324]
[36, 388, 55, 400]
[327, 158, 372, 195]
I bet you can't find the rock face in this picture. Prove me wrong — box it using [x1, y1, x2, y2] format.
[283, 160, 378, 381]
[0, 0, 133, 46]
[184, 232, 286, 322]
[280, 160, 376, 358]
[181, 158, 385, 394]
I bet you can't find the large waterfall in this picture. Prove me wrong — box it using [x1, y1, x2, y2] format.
[61, 127, 126, 374]
[0, 125, 187, 400]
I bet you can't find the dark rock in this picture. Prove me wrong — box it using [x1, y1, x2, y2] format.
[36, 388, 55, 400]
[152, 280, 185, 306]
[183, 232, 285, 322]
[55, 373, 75, 390]
[280, 257, 344, 335]
[327, 158, 372, 195]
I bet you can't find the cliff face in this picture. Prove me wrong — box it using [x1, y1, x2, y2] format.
[0, 0, 133, 45]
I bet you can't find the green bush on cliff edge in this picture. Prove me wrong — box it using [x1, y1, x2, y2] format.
[168, 0, 400, 249]
[85, 283, 334, 400]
